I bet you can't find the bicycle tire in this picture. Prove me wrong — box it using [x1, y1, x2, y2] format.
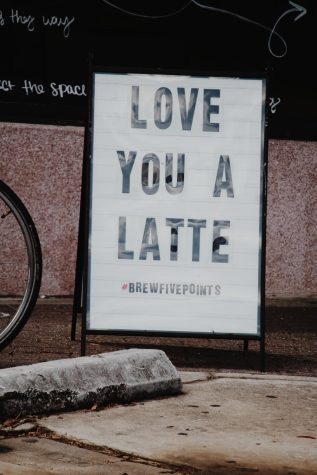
[0, 180, 42, 351]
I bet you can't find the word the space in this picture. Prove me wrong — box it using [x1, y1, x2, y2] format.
[21, 80, 86, 98]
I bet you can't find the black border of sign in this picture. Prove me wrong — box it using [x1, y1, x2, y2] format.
[77, 66, 269, 371]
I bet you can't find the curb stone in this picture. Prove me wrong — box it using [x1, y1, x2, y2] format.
[0, 349, 182, 419]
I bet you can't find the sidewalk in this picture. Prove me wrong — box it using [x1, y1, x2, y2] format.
[1, 370, 316, 474]
[0, 299, 316, 473]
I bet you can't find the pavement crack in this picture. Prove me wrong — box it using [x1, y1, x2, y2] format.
[23, 425, 200, 474]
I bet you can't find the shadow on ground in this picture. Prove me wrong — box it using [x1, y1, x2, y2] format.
[0, 301, 316, 376]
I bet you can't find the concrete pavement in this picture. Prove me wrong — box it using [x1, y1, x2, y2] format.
[1, 370, 316, 474]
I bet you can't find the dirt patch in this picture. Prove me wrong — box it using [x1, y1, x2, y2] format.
[0, 301, 316, 376]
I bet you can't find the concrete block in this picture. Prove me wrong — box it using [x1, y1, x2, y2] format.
[0, 349, 182, 419]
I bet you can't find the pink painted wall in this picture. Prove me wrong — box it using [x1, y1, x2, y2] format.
[1, 122, 316, 298]
[266, 140, 316, 297]
[1, 123, 83, 296]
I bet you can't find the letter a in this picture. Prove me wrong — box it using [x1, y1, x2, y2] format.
[213, 155, 234, 197]
[139, 218, 160, 260]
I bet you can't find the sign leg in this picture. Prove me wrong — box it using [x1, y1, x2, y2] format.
[260, 336, 266, 372]
[71, 186, 85, 340]
[81, 308, 87, 356]
[71, 133, 88, 340]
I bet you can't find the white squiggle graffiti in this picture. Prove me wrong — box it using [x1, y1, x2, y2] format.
[268, 1, 307, 58]
[269, 97, 281, 114]
[100, 0, 308, 59]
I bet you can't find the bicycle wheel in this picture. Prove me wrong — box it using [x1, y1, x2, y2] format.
[0, 180, 42, 351]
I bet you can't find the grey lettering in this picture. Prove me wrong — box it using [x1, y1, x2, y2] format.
[142, 153, 160, 195]
[117, 150, 137, 193]
[139, 218, 160, 260]
[177, 87, 198, 130]
[131, 86, 147, 129]
[199, 285, 207, 295]
[212, 220, 230, 263]
[166, 218, 184, 261]
[213, 155, 234, 197]
[150, 282, 159, 293]
[118, 217, 134, 259]
[154, 87, 173, 129]
[203, 89, 220, 132]
[165, 153, 185, 195]
[188, 219, 206, 261]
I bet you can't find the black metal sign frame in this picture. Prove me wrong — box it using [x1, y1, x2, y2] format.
[72, 66, 268, 371]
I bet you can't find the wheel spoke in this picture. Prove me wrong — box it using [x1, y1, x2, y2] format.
[0, 181, 42, 350]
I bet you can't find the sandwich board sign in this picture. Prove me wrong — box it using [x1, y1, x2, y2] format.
[80, 69, 267, 366]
